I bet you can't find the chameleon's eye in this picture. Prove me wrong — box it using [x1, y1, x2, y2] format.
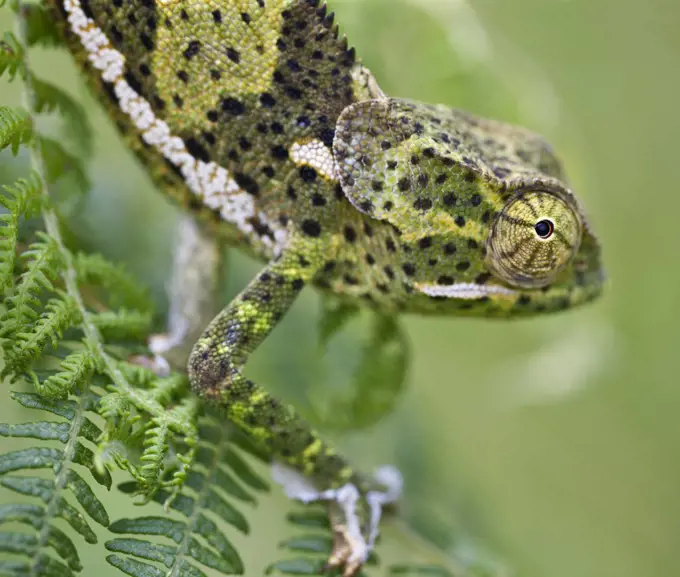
[486, 191, 581, 288]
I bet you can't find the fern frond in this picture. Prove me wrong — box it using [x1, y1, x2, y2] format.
[0, 170, 42, 291]
[32, 77, 93, 157]
[105, 419, 269, 577]
[7, 292, 80, 375]
[75, 252, 155, 314]
[90, 309, 153, 341]
[0, 392, 110, 577]
[34, 345, 99, 398]
[0, 105, 33, 155]
[0, 232, 62, 348]
[0, 30, 24, 80]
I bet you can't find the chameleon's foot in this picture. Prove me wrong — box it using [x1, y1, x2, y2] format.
[272, 463, 403, 576]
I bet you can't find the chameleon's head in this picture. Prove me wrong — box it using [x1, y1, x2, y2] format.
[334, 98, 604, 316]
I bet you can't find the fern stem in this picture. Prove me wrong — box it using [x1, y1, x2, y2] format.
[11, 5, 134, 574]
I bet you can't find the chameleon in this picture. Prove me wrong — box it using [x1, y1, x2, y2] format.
[45, 0, 604, 574]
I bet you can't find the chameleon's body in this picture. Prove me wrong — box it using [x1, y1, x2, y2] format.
[47, 0, 604, 572]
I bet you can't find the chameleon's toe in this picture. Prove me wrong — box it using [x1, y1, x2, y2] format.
[326, 500, 369, 577]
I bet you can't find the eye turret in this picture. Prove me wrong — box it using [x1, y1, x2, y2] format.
[486, 190, 582, 288]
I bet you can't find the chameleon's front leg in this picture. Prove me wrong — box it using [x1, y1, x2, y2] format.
[187, 234, 400, 576]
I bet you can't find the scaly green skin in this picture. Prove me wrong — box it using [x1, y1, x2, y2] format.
[47, 0, 604, 570]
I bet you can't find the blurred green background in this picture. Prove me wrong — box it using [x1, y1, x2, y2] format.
[2, 1, 680, 576]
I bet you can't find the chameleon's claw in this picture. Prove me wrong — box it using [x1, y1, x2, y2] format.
[272, 463, 403, 576]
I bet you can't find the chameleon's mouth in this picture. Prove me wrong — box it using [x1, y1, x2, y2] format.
[414, 281, 517, 299]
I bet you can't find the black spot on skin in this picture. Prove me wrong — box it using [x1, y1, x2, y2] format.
[387, 160, 398, 170]
[438, 275, 455, 285]
[413, 197, 433, 210]
[475, 272, 491, 284]
[222, 97, 246, 116]
[260, 92, 276, 107]
[209, 68, 222, 80]
[384, 266, 395, 280]
[518, 294, 531, 306]
[302, 219, 321, 237]
[465, 172, 477, 183]
[456, 261, 470, 272]
[481, 211, 491, 223]
[226, 47, 241, 63]
[418, 237, 433, 250]
[173, 94, 184, 108]
[239, 137, 252, 151]
[177, 70, 189, 83]
[371, 180, 383, 192]
[323, 261, 336, 272]
[140, 32, 154, 50]
[402, 263, 416, 276]
[376, 283, 390, 294]
[271, 122, 284, 134]
[383, 201, 394, 211]
[110, 25, 123, 45]
[299, 166, 317, 182]
[436, 174, 448, 184]
[124, 72, 143, 95]
[381, 141, 392, 150]
[297, 115, 311, 128]
[467, 239, 479, 249]
[235, 173, 260, 195]
[271, 145, 289, 160]
[277, 38, 287, 51]
[241, 12, 252, 24]
[206, 109, 219, 122]
[318, 127, 335, 146]
[285, 86, 303, 99]
[366, 253, 376, 265]
[410, 155, 420, 165]
[444, 242, 456, 255]
[185, 137, 210, 162]
[292, 278, 305, 291]
[311, 193, 326, 206]
[312, 49, 324, 60]
[398, 178, 410, 192]
[455, 216, 466, 227]
[443, 193, 457, 207]
[423, 147, 436, 158]
[287, 186, 297, 200]
[417, 174, 429, 187]
[359, 200, 374, 213]
[343, 275, 359, 286]
[183, 40, 201, 60]
[470, 193, 482, 206]
[386, 239, 397, 252]
[139, 63, 151, 77]
[212, 9, 222, 23]
[180, 9, 189, 20]
[262, 166, 275, 178]
[101, 80, 117, 105]
[343, 226, 357, 243]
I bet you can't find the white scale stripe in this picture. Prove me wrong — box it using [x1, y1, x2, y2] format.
[63, 0, 287, 252]
[415, 281, 516, 299]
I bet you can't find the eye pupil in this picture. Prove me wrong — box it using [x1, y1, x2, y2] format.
[534, 219, 554, 239]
